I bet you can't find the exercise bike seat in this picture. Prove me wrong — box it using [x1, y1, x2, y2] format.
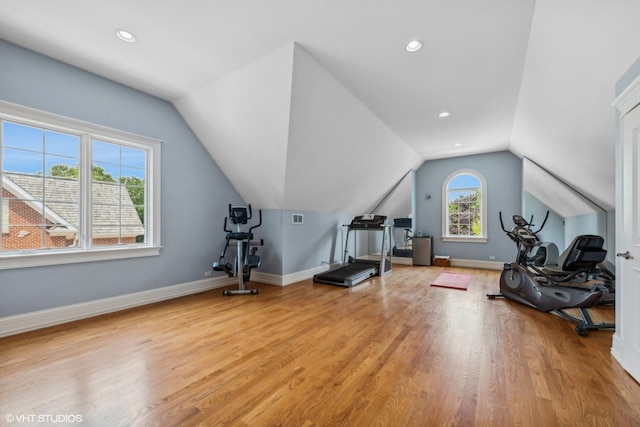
[541, 235, 607, 276]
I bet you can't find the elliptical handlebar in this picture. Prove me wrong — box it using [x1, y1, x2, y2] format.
[500, 211, 550, 238]
[222, 203, 262, 232]
[499, 212, 518, 243]
[249, 209, 262, 234]
[532, 210, 549, 235]
[499, 211, 507, 232]
[500, 210, 554, 265]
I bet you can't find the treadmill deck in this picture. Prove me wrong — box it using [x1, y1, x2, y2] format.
[313, 260, 379, 287]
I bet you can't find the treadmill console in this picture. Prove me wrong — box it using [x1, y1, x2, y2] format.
[350, 214, 387, 229]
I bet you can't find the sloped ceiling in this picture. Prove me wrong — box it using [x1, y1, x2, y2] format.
[511, 0, 640, 212]
[173, 45, 295, 210]
[175, 43, 420, 214]
[523, 158, 604, 218]
[0, 0, 639, 213]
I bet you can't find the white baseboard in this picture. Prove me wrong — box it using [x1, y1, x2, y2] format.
[252, 264, 332, 286]
[391, 256, 413, 265]
[451, 259, 504, 270]
[0, 275, 234, 338]
[391, 257, 503, 269]
[611, 334, 623, 363]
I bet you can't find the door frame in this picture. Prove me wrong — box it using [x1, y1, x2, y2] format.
[612, 72, 640, 382]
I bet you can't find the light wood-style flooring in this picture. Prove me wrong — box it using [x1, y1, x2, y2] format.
[1, 266, 638, 426]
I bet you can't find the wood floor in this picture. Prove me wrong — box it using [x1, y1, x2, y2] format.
[1, 266, 638, 426]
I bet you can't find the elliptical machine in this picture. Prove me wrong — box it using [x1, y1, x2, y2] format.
[213, 204, 263, 296]
[487, 212, 615, 336]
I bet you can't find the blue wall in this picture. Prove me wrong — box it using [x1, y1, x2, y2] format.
[523, 191, 565, 250]
[415, 151, 522, 263]
[564, 212, 607, 247]
[0, 40, 243, 317]
[260, 209, 353, 276]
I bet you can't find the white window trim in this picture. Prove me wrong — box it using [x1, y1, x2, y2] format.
[441, 169, 487, 243]
[0, 101, 162, 269]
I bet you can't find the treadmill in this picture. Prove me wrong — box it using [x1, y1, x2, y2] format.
[313, 214, 392, 287]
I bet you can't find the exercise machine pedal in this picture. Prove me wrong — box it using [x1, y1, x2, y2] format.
[212, 259, 233, 277]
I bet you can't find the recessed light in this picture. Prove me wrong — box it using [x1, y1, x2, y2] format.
[405, 40, 423, 52]
[454, 143, 462, 147]
[439, 111, 450, 118]
[115, 29, 137, 43]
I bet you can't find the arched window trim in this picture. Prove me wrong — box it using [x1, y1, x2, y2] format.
[441, 169, 488, 243]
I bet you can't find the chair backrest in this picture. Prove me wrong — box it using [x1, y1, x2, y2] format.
[558, 235, 607, 271]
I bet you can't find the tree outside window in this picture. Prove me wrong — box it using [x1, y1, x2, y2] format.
[442, 170, 487, 242]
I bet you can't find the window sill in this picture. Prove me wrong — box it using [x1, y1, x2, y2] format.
[0, 246, 162, 270]
[441, 236, 488, 243]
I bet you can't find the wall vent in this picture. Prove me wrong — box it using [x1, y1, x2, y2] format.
[292, 213, 304, 224]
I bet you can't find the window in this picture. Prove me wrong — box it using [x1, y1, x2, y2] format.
[0, 101, 161, 269]
[442, 169, 487, 243]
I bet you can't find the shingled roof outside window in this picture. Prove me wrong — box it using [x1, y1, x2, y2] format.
[2, 172, 144, 248]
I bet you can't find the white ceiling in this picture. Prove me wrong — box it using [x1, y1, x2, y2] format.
[0, 0, 638, 212]
[523, 158, 603, 218]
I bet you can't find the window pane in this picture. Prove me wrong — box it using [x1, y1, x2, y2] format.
[3, 121, 43, 151]
[2, 147, 42, 174]
[45, 154, 78, 177]
[2, 121, 81, 252]
[449, 174, 480, 189]
[44, 130, 79, 157]
[446, 172, 482, 237]
[121, 146, 146, 168]
[91, 162, 118, 182]
[3, 199, 44, 251]
[93, 140, 120, 164]
[92, 140, 146, 246]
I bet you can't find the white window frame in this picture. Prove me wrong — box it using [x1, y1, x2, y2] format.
[441, 169, 487, 243]
[0, 101, 161, 269]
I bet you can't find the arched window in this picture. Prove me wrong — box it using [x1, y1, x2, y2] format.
[442, 170, 487, 242]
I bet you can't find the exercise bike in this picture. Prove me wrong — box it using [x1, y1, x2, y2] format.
[487, 212, 615, 336]
[213, 204, 263, 296]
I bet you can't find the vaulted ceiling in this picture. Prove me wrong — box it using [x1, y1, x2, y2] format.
[0, 0, 638, 213]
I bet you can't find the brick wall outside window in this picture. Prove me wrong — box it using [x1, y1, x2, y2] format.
[2, 188, 137, 250]
[1, 188, 71, 250]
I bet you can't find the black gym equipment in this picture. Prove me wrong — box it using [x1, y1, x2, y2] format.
[392, 217, 413, 258]
[213, 204, 263, 296]
[487, 212, 615, 336]
[313, 214, 392, 287]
